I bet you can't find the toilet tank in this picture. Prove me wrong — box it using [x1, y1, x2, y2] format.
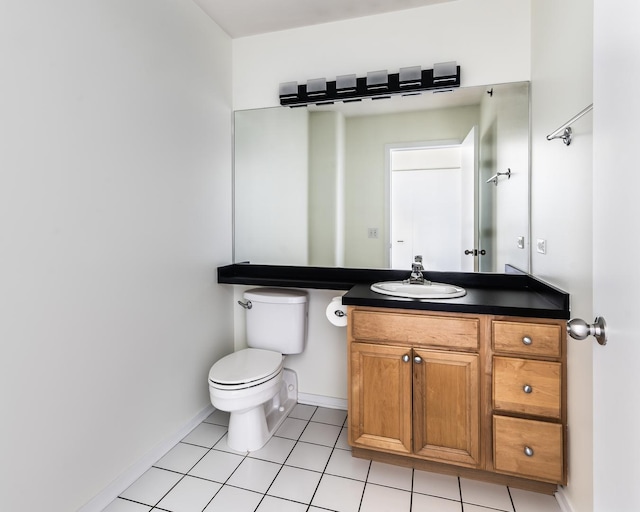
[244, 288, 308, 354]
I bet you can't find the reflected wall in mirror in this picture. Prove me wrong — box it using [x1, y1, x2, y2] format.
[234, 82, 530, 273]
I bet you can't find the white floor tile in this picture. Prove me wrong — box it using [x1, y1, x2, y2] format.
[154, 442, 208, 474]
[203, 409, 230, 427]
[285, 441, 333, 472]
[289, 403, 317, 421]
[203, 485, 263, 512]
[275, 417, 308, 440]
[256, 495, 308, 512]
[361, 482, 411, 512]
[299, 422, 341, 447]
[188, 449, 244, 483]
[464, 504, 509, 512]
[412, 493, 462, 512]
[367, 461, 413, 491]
[460, 478, 514, 511]
[311, 474, 365, 512]
[335, 427, 350, 450]
[510, 488, 562, 512]
[311, 407, 348, 426]
[113, 407, 564, 512]
[267, 465, 322, 504]
[248, 435, 296, 464]
[325, 448, 370, 481]
[227, 457, 282, 493]
[102, 498, 152, 512]
[119, 467, 183, 506]
[413, 470, 461, 501]
[181, 423, 227, 448]
[156, 475, 221, 512]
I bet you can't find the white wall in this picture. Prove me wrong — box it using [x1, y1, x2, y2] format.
[233, 0, 531, 110]
[232, 0, 531, 401]
[530, 1, 594, 511]
[0, 1, 233, 511]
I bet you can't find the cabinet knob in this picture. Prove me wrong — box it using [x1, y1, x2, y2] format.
[414, 356, 423, 364]
[402, 354, 410, 363]
[522, 336, 533, 346]
[523, 385, 533, 394]
[524, 446, 534, 457]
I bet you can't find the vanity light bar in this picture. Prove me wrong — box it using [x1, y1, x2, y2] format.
[279, 63, 460, 107]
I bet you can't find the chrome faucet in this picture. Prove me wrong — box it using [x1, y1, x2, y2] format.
[409, 255, 426, 285]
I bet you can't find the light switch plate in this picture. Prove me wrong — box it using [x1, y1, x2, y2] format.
[536, 238, 547, 254]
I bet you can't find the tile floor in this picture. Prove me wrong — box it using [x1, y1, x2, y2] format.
[103, 405, 563, 512]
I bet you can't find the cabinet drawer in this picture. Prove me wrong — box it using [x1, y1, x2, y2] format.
[493, 357, 561, 419]
[351, 310, 479, 350]
[493, 415, 564, 484]
[493, 321, 562, 358]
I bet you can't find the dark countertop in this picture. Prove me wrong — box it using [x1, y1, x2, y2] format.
[342, 283, 568, 319]
[217, 263, 570, 320]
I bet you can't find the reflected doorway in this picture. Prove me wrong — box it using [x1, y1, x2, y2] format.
[388, 128, 477, 272]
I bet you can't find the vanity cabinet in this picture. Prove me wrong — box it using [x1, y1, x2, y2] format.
[491, 318, 566, 484]
[347, 306, 567, 491]
[349, 308, 482, 468]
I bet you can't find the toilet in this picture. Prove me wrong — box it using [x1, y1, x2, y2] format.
[208, 287, 308, 452]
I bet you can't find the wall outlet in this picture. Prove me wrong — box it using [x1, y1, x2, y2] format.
[536, 238, 547, 254]
[368, 228, 379, 239]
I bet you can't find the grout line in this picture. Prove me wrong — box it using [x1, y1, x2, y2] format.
[149, 470, 187, 511]
[303, 415, 344, 510]
[507, 486, 516, 512]
[409, 468, 415, 511]
[254, 420, 303, 511]
[357, 456, 373, 512]
[198, 435, 251, 512]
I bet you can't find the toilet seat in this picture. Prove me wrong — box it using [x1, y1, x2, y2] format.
[209, 348, 284, 390]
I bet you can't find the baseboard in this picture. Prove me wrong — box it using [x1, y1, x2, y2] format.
[298, 392, 347, 410]
[555, 486, 575, 512]
[78, 404, 214, 512]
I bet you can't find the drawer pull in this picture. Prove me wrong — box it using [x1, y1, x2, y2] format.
[523, 385, 533, 394]
[402, 354, 410, 363]
[522, 336, 533, 346]
[414, 356, 423, 364]
[524, 446, 534, 457]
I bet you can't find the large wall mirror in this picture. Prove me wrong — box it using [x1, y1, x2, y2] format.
[234, 81, 530, 273]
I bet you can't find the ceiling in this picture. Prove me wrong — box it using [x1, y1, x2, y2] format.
[192, 0, 455, 38]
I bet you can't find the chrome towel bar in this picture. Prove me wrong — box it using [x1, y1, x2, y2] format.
[546, 103, 593, 146]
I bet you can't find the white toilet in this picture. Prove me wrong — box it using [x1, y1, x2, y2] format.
[208, 287, 308, 452]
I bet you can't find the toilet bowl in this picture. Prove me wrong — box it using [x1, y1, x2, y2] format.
[207, 288, 308, 452]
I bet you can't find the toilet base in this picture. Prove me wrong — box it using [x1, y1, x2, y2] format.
[226, 368, 298, 452]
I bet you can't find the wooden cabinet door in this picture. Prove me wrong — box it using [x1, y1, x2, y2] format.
[349, 342, 412, 454]
[413, 349, 481, 467]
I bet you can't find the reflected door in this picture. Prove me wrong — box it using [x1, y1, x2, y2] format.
[390, 142, 475, 272]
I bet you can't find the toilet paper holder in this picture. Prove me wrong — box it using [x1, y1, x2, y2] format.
[334, 309, 346, 317]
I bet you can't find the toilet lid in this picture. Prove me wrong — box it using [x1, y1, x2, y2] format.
[209, 348, 283, 386]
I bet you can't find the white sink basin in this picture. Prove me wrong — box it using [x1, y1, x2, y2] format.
[370, 280, 466, 299]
